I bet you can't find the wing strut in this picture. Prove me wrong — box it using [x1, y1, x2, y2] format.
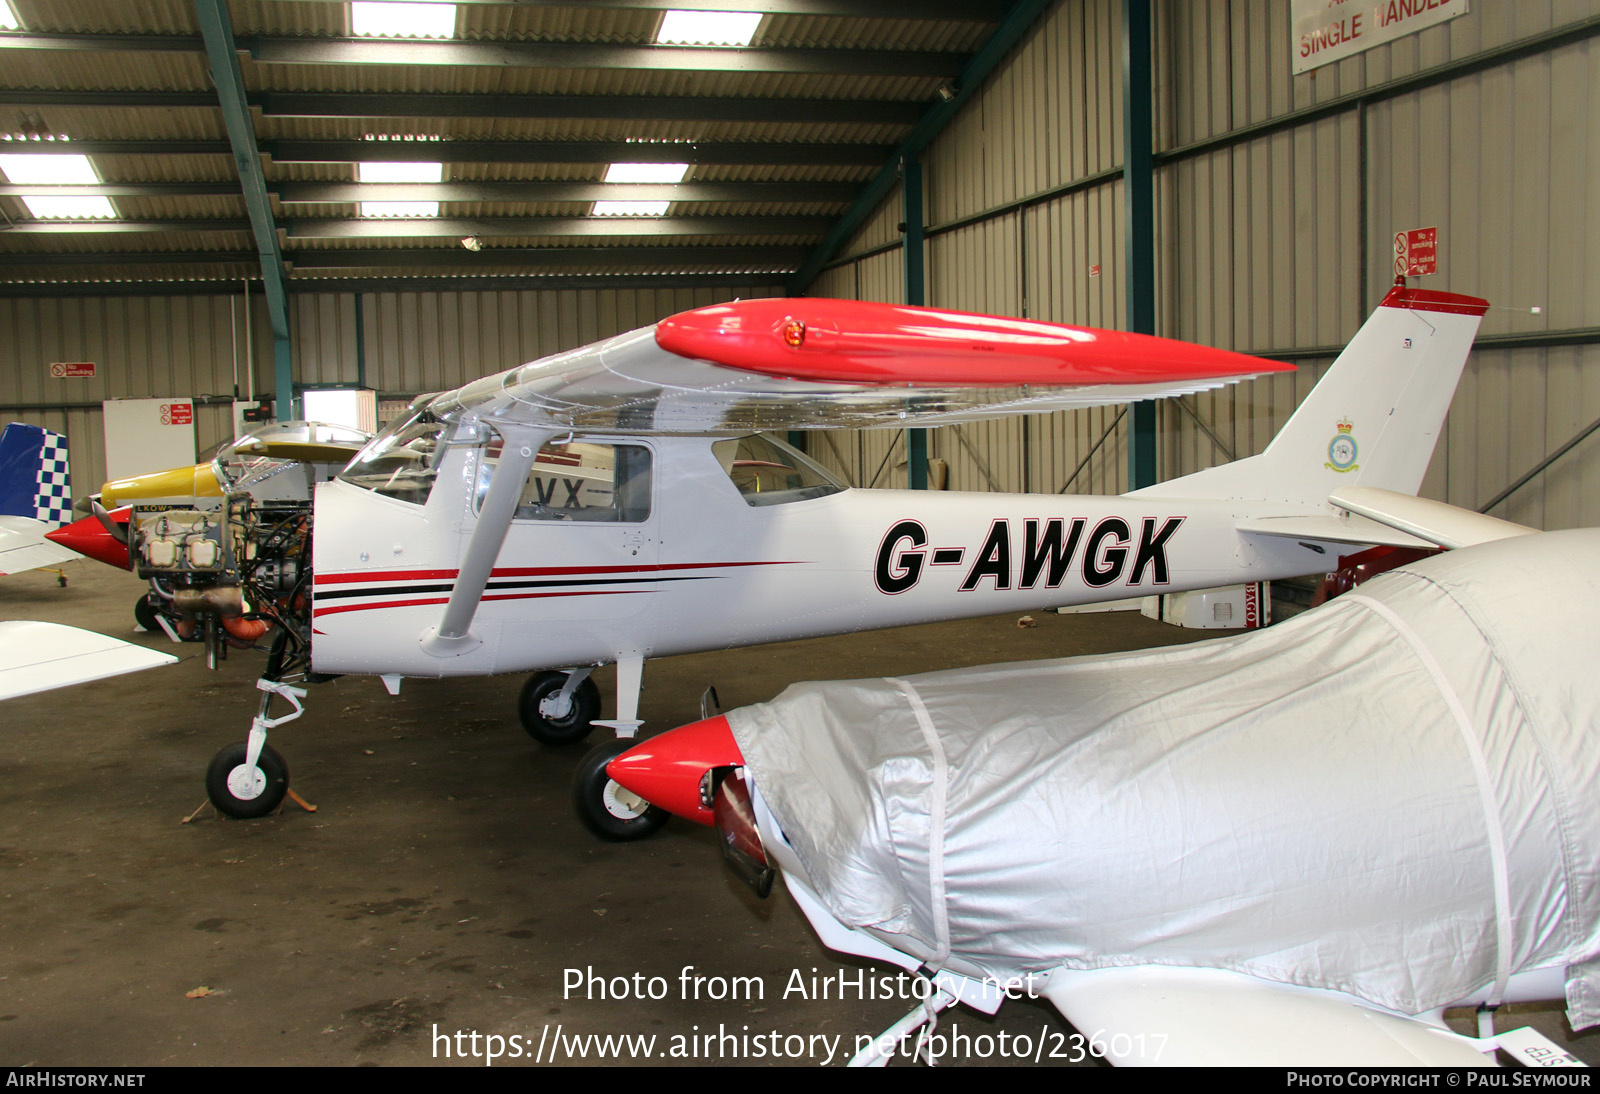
[420, 427, 551, 658]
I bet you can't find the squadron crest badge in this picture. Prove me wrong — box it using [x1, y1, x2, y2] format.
[1325, 418, 1359, 473]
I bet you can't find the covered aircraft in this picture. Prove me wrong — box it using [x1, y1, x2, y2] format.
[606, 526, 1597, 1067]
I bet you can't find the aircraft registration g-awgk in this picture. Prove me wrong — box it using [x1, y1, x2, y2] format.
[600, 523, 1597, 1067]
[50, 286, 1486, 827]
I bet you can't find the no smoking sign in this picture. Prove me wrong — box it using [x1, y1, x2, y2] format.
[1394, 227, 1438, 277]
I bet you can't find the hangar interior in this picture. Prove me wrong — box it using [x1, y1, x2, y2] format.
[2, 0, 1599, 1069]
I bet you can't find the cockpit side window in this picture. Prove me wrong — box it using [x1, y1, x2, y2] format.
[712, 433, 845, 507]
[475, 439, 652, 523]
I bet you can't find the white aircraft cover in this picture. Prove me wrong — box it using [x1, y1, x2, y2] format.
[728, 529, 1600, 1027]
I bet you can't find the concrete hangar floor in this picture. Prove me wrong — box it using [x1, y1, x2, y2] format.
[2, 559, 1596, 1068]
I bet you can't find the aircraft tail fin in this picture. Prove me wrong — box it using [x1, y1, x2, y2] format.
[0, 422, 73, 528]
[1129, 287, 1488, 507]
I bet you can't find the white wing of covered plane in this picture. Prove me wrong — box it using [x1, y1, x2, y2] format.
[0, 621, 177, 701]
[426, 298, 1291, 433]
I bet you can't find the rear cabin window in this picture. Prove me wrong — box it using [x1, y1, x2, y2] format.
[712, 433, 845, 507]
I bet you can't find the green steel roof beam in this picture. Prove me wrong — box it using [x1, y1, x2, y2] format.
[1123, 0, 1157, 489]
[192, 0, 294, 417]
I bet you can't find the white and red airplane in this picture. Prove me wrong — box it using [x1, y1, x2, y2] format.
[45, 285, 1490, 828]
[603, 522, 1596, 1068]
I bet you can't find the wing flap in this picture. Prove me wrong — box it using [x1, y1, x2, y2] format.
[0, 621, 178, 700]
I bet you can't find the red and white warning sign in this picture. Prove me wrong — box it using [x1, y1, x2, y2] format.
[1394, 227, 1438, 277]
[49, 362, 96, 378]
[159, 403, 194, 426]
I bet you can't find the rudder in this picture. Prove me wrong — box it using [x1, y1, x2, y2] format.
[0, 422, 73, 527]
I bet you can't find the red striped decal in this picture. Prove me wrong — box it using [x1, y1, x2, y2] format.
[312, 589, 647, 618]
[314, 559, 803, 586]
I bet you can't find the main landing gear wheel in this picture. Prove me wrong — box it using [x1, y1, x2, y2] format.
[573, 738, 667, 841]
[133, 594, 159, 633]
[205, 742, 290, 820]
[519, 671, 600, 746]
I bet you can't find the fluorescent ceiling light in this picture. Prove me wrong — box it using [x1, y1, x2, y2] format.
[0, 1, 19, 30]
[0, 153, 117, 219]
[593, 200, 671, 217]
[656, 10, 761, 46]
[357, 161, 443, 183]
[604, 162, 690, 184]
[351, 1, 457, 39]
[20, 196, 116, 218]
[356, 162, 442, 217]
[0, 153, 98, 184]
[360, 200, 440, 218]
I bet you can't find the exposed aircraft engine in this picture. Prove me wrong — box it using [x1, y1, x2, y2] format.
[135, 494, 311, 657]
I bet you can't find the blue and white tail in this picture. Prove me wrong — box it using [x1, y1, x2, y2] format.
[0, 422, 73, 528]
[1131, 287, 1487, 508]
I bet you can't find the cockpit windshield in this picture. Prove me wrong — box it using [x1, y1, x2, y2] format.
[337, 410, 450, 505]
[712, 433, 846, 506]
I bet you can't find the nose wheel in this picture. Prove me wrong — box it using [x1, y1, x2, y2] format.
[204, 741, 289, 819]
[573, 738, 667, 841]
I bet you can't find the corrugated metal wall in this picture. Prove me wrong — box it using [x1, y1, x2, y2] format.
[1157, 0, 1600, 527]
[807, 0, 1132, 497]
[0, 283, 781, 495]
[808, 0, 1600, 531]
[0, 294, 265, 497]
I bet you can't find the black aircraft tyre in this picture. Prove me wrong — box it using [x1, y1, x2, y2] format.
[205, 742, 290, 819]
[518, 671, 600, 746]
[573, 738, 667, 841]
[134, 594, 159, 632]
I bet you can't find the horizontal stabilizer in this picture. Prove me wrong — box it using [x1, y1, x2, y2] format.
[1328, 486, 1539, 550]
[1237, 512, 1435, 550]
[0, 514, 80, 575]
[0, 621, 178, 701]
